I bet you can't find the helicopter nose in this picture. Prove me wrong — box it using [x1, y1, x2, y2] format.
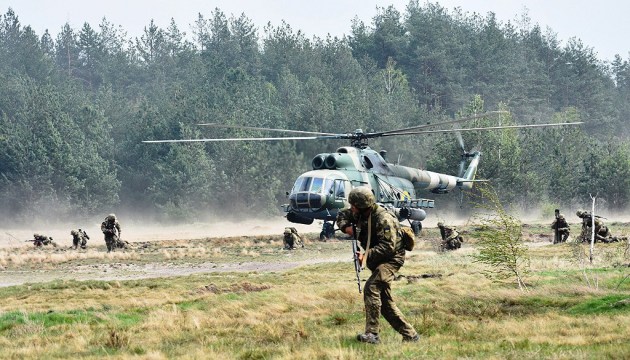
[290, 192, 323, 210]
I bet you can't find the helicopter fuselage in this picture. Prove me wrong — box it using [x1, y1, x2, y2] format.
[283, 145, 479, 225]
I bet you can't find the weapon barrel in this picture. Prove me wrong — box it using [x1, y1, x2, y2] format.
[352, 239, 362, 293]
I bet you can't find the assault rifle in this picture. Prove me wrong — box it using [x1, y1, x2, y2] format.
[554, 209, 560, 244]
[351, 224, 362, 293]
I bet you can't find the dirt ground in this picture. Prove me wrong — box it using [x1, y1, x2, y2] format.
[1, 216, 627, 288]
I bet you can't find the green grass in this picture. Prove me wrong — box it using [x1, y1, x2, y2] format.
[0, 229, 628, 359]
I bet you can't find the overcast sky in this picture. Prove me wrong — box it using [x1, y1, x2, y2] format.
[2, 0, 628, 61]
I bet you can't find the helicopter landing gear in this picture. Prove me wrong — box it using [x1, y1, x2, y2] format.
[319, 222, 335, 241]
[411, 221, 422, 236]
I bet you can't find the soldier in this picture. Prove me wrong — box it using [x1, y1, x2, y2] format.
[550, 214, 570, 243]
[283, 227, 304, 249]
[101, 214, 122, 252]
[31, 233, 57, 247]
[437, 222, 463, 250]
[71, 229, 89, 249]
[79, 229, 90, 248]
[576, 210, 605, 242]
[336, 187, 419, 344]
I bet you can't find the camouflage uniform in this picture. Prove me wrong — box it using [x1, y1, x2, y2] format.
[101, 214, 122, 252]
[32, 233, 57, 247]
[283, 227, 303, 249]
[550, 215, 570, 243]
[437, 223, 462, 250]
[576, 210, 604, 242]
[71, 229, 89, 249]
[337, 187, 418, 343]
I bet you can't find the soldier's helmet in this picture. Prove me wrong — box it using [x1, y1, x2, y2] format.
[348, 187, 375, 209]
[106, 213, 116, 221]
[437, 222, 444, 227]
[71, 230, 78, 235]
[284, 228, 291, 235]
[576, 210, 585, 217]
[33, 233, 40, 237]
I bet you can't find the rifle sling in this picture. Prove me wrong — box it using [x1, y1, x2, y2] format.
[361, 213, 372, 269]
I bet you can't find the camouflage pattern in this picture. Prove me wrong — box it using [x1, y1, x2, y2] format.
[438, 223, 462, 250]
[576, 211, 605, 242]
[101, 216, 122, 252]
[551, 215, 570, 243]
[348, 186, 375, 209]
[71, 229, 89, 249]
[32, 234, 56, 247]
[283, 227, 303, 249]
[336, 203, 418, 339]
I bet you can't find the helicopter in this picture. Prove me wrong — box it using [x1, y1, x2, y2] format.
[143, 111, 582, 240]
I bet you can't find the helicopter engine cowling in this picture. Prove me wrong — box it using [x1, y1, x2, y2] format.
[311, 154, 328, 170]
[324, 153, 355, 169]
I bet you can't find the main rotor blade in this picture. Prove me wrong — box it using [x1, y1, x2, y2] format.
[375, 111, 510, 137]
[142, 135, 338, 143]
[382, 122, 583, 137]
[197, 123, 337, 136]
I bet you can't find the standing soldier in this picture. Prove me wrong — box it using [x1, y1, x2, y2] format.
[101, 214, 122, 252]
[336, 187, 419, 344]
[550, 214, 570, 243]
[437, 222, 463, 250]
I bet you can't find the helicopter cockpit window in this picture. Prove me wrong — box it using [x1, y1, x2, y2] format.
[310, 177, 324, 193]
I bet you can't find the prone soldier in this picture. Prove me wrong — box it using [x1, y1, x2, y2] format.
[28, 233, 57, 247]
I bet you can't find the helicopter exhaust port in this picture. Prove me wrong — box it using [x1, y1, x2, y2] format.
[311, 154, 328, 170]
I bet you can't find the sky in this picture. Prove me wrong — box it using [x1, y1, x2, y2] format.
[1, 0, 628, 61]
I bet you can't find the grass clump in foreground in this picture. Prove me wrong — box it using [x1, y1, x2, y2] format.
[0, 236, 628, 359]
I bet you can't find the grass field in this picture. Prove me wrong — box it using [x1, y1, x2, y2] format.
[0, 224, 629, 359]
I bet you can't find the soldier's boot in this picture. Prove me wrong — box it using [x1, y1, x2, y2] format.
[356, 332, 380, 344]
[402, 334, 420, 342]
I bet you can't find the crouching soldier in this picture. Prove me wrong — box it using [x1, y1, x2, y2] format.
[551, 213, 570, 243]
[101, 214, 122, 252]
[71, 229, 89, 249]
[437, 222, 463, 251]
[283, 227, 304, 249]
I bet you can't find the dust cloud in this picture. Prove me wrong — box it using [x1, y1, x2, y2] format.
[0, 217, 318, 249]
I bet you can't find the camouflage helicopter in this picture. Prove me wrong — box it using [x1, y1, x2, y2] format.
[144, 111, 581, 240]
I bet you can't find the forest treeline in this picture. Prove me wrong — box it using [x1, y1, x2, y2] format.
[1, 1, 630, 224]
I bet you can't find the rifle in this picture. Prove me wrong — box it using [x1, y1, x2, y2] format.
[554, 209, 560, 244]
[351, 224, 362, 293]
